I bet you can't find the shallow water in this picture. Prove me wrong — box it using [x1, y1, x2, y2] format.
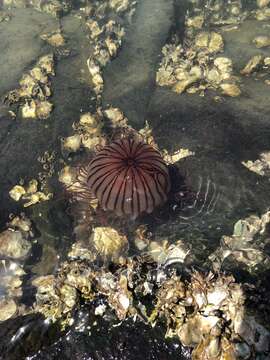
[0, 0, 270, 359]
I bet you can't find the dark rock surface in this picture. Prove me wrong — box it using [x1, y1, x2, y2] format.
[102, 0, 177, 127]
[0, 9, 93, 225]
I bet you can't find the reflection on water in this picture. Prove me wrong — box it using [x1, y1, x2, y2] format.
[0, 0, 270, 358]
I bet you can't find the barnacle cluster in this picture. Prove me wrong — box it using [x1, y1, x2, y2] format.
[0, 10, 12, 22]
[185, 0, 270, 31]
[241, 54, 270, 85]
[29, 249, 270, 357]
[61, 107, 132, 157]
[0, 215, 33, 260]
[31, 257, 134, 326]
[156, 0, 243, 97]
[0, 215, 33, 322]
[242, 151, 270, 176]
[37, 150, 56, 191]
[2, 0, 74, 17]
[157, 0, 270, 97]
[41, 29, 65, 47]
[62, 110, 105, 154]
[185, 0, 246, 32]
[151, 270, 270, 359]
[156, 33, 241, 97]
[5, 54, 55, 120]
[9, 178, 52, 207]
[209, 210, 270, 273]
[255, 0, 270, 20]
[84, 0, 136, 96]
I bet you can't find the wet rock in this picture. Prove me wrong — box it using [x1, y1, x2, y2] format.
[102, 0, 175, 126]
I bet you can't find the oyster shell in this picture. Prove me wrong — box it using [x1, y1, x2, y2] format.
[6, 53, 55, 120]
[9, 185, 25, 201]
[209, 211, 270, 271]
[253, 35, 270, 48]
[220, 82, 241, 97]
[90, 227, 128, 259]
[9, 179, 52, 207]
[62, 134, 82, 153]
[195, 31, 224, 53]
[242, 151, 270, 176]
[58, 166, 77, 187]
[0, 229, 31, 260]
[0, 298, 17, 322]
[257, 0, 270, 7]
[104, 107, 128, 128]
[255, 7, 270, 20]
[241, 55, 264, 75]
[110, 0, 130, 13]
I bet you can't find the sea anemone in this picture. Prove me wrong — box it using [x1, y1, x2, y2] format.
[76, 137, 171, 219]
